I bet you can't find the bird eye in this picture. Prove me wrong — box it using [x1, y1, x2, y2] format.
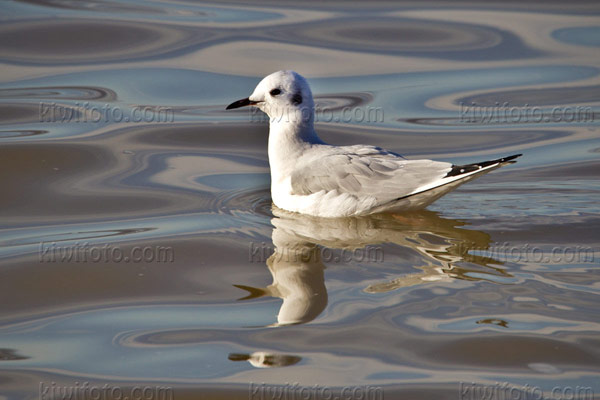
[270, 88, 282, 96]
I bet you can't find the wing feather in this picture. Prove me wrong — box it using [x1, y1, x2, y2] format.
[290, 145, 452, 206]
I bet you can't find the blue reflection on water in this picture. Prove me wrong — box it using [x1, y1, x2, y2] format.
[553, 26, 600, 47]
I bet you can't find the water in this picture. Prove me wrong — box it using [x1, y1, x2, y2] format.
[1, 1, 599, 399]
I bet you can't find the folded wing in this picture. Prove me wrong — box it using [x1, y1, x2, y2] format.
[291, 145, 522, 210]
[290, 145, 453, 207]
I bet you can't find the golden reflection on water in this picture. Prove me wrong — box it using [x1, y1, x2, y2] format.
[235, 207, 510, 327]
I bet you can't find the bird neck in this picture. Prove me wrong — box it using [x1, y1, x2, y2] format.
[269, 115, 320, 142]
[267, 118, 323, 185]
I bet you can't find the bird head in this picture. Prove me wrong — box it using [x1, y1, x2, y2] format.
[226, 70, 314, 125]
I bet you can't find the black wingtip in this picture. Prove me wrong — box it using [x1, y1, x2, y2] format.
[498, 153, 522, 163]
[445, 153, 522, 177]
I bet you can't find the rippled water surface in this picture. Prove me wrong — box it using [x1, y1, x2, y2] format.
[1, 1, 599, 399]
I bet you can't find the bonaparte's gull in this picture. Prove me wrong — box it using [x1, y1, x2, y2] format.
[226, 70, 521, 217]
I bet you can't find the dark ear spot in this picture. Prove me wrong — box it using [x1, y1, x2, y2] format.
[292, 92, 302, 105]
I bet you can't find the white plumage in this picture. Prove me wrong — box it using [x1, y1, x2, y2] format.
[227, 70, 521, 217]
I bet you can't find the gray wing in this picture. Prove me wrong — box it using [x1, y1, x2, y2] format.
[290, 145, 453, 206]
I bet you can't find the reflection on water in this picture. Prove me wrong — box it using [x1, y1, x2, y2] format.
[477, 318, 509, 328]
[228, 352, 302, 368]
[1, 0, 599, 398]
[236, 208, 508, 327]
[233, 207, 518, 339]
[0, 349, 28, 361]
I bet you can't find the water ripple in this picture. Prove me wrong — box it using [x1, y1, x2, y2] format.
[264, 16, 539, 60]
[0, 86, 117, 101]
[0, 129, 47, 138]
[458, 85, 600, 107]
[2, 228, 155, 247]
[553, 26, 600, 47]
[0, 19, 206, 65]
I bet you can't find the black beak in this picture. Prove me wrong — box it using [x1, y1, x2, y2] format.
[226, 97, 258, 110]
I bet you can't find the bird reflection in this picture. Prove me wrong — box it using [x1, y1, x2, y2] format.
[235, 213, 328, 326]
[228, 352, 302, 368]
[234, 207, 508, 327]
[0, 348, 28, 361]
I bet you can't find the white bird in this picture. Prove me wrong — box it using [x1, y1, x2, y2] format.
[226, 70, 521, 218]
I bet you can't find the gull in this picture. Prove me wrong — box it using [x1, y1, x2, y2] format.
[226, 70, 521, 217]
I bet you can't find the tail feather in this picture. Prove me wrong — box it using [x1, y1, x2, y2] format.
[233, 284, 267, 301]
[445, 154, 522, 177]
